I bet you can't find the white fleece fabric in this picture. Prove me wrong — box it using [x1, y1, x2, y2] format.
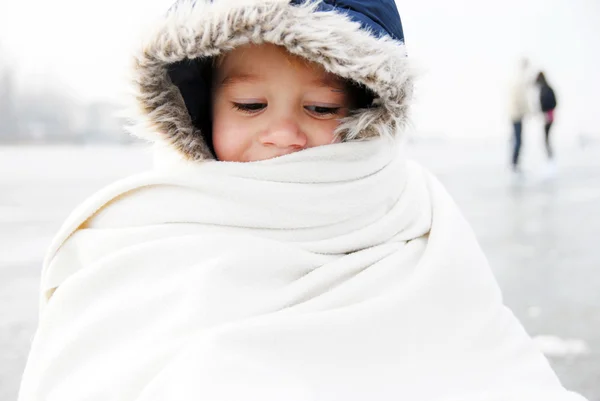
[18, 139, 585, 401]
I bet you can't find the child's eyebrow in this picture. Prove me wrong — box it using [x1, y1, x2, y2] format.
[219, 73, 261, 87]
[219, 73, 347, 92]
[312, 76, 347, 91]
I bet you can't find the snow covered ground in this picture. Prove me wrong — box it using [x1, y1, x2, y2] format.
[1, 138, 598, 400]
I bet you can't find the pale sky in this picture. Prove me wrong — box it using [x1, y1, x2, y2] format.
[0, 0, 174, 103]
[1, 0, 599, 139]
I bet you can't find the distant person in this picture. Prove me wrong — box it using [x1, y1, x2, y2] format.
[508, 58, 532, 173]
[536, 71, 558, 161]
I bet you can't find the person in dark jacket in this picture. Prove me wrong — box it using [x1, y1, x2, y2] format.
[536, 71, 558, 160]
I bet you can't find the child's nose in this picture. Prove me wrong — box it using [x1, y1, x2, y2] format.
[259, 118, 308, 150]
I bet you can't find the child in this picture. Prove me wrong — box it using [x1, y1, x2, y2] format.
[19, 1, 585, 400]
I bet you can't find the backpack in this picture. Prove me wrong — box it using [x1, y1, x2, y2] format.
[540, 85, 557, 112]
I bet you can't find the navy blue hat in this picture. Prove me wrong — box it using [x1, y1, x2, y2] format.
[291, 0, 405, 43]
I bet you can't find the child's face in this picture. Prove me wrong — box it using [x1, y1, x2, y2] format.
[212, 44, 351, 162]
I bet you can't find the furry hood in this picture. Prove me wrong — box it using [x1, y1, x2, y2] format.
[128, 0, 413, 161]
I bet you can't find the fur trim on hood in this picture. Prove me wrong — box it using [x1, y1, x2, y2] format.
[128, 0, 413, 161]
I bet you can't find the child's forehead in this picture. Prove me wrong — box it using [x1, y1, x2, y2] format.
[216, 44, 346, 87]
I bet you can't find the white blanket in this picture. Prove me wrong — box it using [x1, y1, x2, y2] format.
[19, 139, 584, 401]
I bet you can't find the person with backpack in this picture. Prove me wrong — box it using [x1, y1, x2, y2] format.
[536, 71, 558, 160]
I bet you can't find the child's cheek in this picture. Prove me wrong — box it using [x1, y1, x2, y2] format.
[311, 120, 342, 145]
[213, 119, 237, 161]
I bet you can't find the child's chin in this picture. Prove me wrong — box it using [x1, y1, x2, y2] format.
[262, 150, 304, 161]
[232, 150, 300, 163]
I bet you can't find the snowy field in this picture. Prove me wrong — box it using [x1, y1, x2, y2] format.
[1, 139, 599, 400]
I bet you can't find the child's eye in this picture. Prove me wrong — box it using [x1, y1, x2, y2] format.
[232, 102, 267, 114]
[305, 105, 342, 117]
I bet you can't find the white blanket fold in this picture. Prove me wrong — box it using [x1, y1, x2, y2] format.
[19, 139, 584, 401]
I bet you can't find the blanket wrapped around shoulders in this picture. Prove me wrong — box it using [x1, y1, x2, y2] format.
[18, 139, 584, 400]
